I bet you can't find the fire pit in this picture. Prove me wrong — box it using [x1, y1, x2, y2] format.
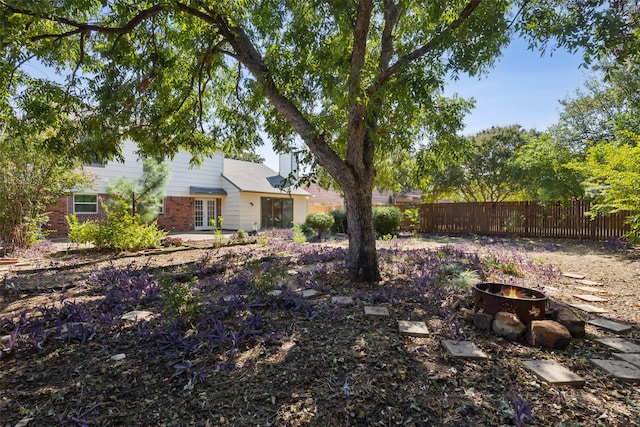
[473, 282, 548, 324]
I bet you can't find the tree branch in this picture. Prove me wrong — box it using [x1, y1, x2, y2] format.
[2, 3, 166, 40]
[367, 0, 482, 97]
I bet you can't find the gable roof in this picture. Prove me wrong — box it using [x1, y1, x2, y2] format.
[222, 158, 310, 196]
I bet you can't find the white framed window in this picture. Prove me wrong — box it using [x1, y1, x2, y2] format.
[73, 194, 98, 214]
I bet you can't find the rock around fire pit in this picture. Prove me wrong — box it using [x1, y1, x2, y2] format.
[466, 282, 585, 349]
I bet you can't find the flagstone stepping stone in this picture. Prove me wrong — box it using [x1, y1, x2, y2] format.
[521, 360, 586, 386]
[441, 340, 487, 360]
[588, 318, 632, 334]
[398, 320, 429, 337]
[121, 310, 154, 322]
[574, 294, 608, 303]
[563, 272, 585, 280]
[223, 294, 248, 302]
[110, 353, 126, 361]
[543, 286, 561, 294]
[301, 289, 321, 298]
[576, 279, 603, 286]
[364, 306, 389, 318]
[595, 338, 640, 353]
[332, 296, 353, 305]
[575, 286, 607, 293]
[613, 353, 640, 368]
[569, 303, 608, 314]
[590, 359, 640, 383]
[269, 290, 282, 296]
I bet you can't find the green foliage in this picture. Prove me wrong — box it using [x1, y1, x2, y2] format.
[372, 207, 402, 236]
[66, 208, 167, 251]
[292, 223, 307, 244]
[570, 133, 640, 242]
[106, 158, 170, 223]
[0, 125, 92, 252]
[329, 210, 348, 234]
[403, 207, 421, 236]
[236, 229, 246, 239]
[482, 257, 525, 278]
[437, 263, 481, 289]
[305, 212, 335, 241]
[512, 132, 584, 202]
[419, 125, 532, 202]
[160, 277, 203, 320]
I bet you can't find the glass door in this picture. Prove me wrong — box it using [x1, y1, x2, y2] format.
[194, 199, 217, 230]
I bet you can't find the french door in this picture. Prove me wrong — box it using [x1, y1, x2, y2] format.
[194, 199, 218, 230]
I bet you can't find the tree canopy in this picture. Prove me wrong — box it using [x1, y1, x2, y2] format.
[1, 0, 637, 281]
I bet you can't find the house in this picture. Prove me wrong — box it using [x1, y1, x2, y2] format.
[47, 141, 310, 237]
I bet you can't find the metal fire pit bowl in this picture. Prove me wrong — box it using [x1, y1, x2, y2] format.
[473, 282, 548, 324]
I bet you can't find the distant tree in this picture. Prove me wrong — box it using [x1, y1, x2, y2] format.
[0, 125, 91, 252]
[227, 151, 266, 164]
[512, 132, 585, 202]
[419, 125, 531, 202]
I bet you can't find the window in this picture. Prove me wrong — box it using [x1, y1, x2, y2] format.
[73, 194, 98, 214]
[158, 198, 165, 214]
[85, 158, 105, 168]
[261, 197, 293, 229]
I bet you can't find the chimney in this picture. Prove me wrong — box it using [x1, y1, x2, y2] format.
[279, 152, 298, 179]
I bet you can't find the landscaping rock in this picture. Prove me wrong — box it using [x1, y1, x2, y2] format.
[528, 320, 572, 349]
[473, 312, 493, 331]
[550, 306, 585, 338]
[492, 311, 526, 340]
[460, 307, 474, 322]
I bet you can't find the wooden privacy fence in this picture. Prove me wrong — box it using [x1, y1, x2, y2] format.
[394, 201, 632, 240]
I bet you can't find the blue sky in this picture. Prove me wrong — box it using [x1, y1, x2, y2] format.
[260, 38, 589, 171]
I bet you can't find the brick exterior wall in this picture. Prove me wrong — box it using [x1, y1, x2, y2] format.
[48, 195, 198, 237]
[156, 196, 195, 232]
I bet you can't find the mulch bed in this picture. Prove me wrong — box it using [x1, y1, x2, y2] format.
[1, 234, 639, 426]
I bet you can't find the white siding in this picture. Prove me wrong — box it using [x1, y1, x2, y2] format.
[292, 195, 309, 224]
[85, 140, 224, 197]
[221, 179, 242, 230]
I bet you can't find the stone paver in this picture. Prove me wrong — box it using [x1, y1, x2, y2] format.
[121, 310, 154, 322]
[364, 306, 390, 318]
[588, 318, 632, 333]
[521, 360, 586, 386]
[595, 338, 640, 353]
[569, 303, 608, 314]
[269, 290, 282, 296]
[563, 272, 586, 280]
[574, 286, 606, 293]
[613, 353, 640, 368]
[576, 279, 603, 286]
[574, 294, 608, 303]
[590, 359, 640, 383]
[332, 296, 353, 305]
[301, 289, 321, 298]
[441, 340, 487, 360]
[398, 320, 429, 337]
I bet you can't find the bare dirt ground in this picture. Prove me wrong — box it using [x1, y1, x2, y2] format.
[1, 233, 639, 426]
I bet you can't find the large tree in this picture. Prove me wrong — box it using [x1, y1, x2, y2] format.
[1, 1, 636, 282]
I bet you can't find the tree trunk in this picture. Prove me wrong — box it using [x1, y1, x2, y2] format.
[343, 184, 381, 282]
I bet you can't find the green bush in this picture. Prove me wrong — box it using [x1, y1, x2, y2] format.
[372, 206, 402, 235]
[305, 212, 335, 241]
[66, 210, 166, 251]
[292, 223, 307, 244]
[329, 209, 348, 234]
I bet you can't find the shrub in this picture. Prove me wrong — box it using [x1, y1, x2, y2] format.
[372, 206, 402, 235]
[305, 212, 335, 241]
[292, 223, 307, 244]
[66, 209, 166, 251]
[329, 209, 348, 234]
